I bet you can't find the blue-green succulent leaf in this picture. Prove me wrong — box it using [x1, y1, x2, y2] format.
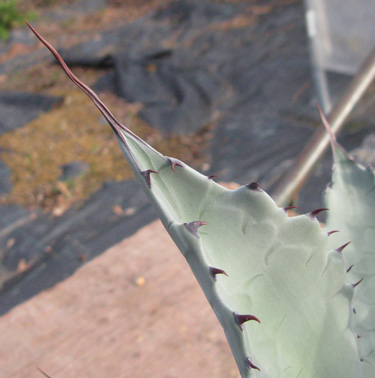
[324, 138, 375, 378]
[28, 23, 362, 378]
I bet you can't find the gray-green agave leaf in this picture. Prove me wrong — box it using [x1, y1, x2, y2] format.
[324, 126, 375, 378]
[27, 23, 362, 378]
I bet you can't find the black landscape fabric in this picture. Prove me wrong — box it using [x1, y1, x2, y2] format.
[61, 0, 306, 135]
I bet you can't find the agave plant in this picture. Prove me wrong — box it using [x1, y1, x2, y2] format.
[26, 22, 375, 378]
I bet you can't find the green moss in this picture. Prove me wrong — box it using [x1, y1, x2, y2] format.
[0, 0, 38, 40]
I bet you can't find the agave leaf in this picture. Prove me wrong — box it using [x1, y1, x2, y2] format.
[323, 115, 375, 377]
[27, 23, 362, 378]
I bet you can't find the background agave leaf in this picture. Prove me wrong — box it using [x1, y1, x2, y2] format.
[324, 126, 375, 378]
[27, 23, 362, 378]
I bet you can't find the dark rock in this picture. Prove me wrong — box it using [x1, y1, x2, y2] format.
[59, 161, 89, 181]
[0, 161, 12, 197]
[0, 92, 61, 134]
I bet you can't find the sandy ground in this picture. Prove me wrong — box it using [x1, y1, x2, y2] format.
[0, 220, 240, 378]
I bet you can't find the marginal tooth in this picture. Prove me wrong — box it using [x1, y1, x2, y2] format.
[184, 221, 207, 238]
[141, 170, 159, 188]
[346, 264, 354, 273]
[352, 278, 364, 288]
[246, 357, 261, 371]
[233, 312, 260, 330]
[308, 208, 328, 219]
[208, 175, 219, 180]
[336, 242, 351, 254]
[167, 157, 184, 172]
[327, 230, 339, 236]
[209, 267, 228, 281]
[246, 182, 262, 191]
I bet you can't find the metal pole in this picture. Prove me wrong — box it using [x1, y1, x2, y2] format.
[304, 0, 332, 113]
[271, 45, 375, 206]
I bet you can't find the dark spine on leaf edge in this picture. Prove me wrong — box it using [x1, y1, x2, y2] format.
[336, 242, 351, 254]
[208, 175, 219, 180]
[233, 312, 260, 330]
[246, 357, 261, 371]
[184, 221, 208, 238]
[346, 264, 354, 273]
[352, 278, 363, 288]
[168, 157, 184, 172]
[246, 182, 261, 191]
[308, 208, 328, 219]
[327, 230, 339, 236]
[141, 170, 159, 188]
[209, 267, 228, 281]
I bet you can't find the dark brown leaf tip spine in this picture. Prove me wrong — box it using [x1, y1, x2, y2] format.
[209, 266, 228, 281]
[336, 241, 351, 254]
[167, 157, 184, 172]
[25, 21, 156, 175]
[246, 357, 261, 371]
[208, 175, 219, 180]
[246, 182, 261, 191]
[141, 170, 159, 188]
[308, 208, 328, 219]
[184, 221, 208, 238]
[233, 312, 260, 330]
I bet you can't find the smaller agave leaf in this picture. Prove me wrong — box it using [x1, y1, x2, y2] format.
[27, 24, 362, 378]
[322, 110, 375, 377]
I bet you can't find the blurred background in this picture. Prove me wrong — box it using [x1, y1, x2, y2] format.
[0, 0, 375, 377]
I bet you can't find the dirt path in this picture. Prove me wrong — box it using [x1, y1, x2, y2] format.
[0, 220, 239, 378]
